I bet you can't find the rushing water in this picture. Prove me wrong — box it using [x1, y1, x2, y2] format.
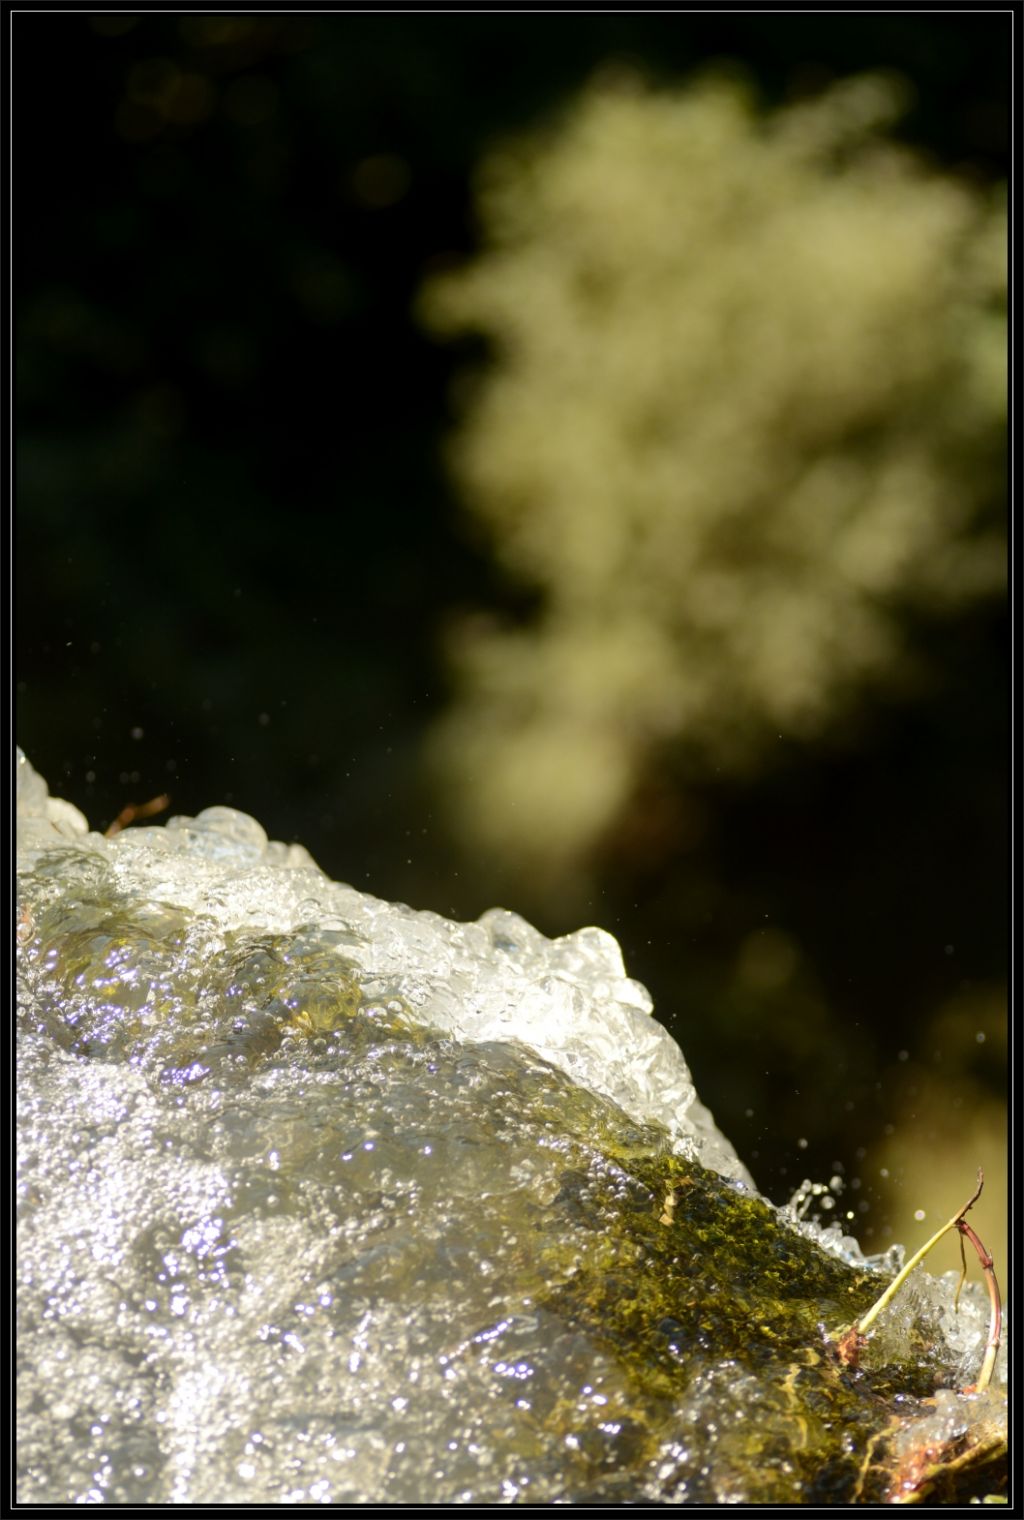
[16, 750, 1004, 1504]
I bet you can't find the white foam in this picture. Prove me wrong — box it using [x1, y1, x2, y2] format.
[15, 747, 749, 1183]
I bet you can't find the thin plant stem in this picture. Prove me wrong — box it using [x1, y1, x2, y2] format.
[854, 1170, 984, 1338]
[953, 1225, 969, 1313]
[957, 1217, 1002, 1394]
[105, 793, 171, 838]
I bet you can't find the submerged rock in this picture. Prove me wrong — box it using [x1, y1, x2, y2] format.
[15, 751, 1005, 1504]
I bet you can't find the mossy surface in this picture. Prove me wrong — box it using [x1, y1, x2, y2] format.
[18, 862, 412, 1076]
[16, 847, 1006, 1504]
[522, 1141, 1004, 1503]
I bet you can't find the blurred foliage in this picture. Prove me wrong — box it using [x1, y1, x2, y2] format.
[16, 15, 1008, 1228]
[420, 70, 1006, 903]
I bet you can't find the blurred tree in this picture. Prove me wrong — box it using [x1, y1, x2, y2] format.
[420, 70, 1006, 908]
[17, 16, 1007, 1233]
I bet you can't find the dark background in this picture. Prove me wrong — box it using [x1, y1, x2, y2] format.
[16, 12, 1009, 1250]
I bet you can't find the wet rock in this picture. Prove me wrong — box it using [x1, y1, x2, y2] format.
[15, 751, 1005, 1504]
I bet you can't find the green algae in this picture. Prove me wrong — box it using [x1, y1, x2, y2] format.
[17, 876, 413, 1079]
[16, 851, 1007, 1504]
[482, 1098, 1007, 1503]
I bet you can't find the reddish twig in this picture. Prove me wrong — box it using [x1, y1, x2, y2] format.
[105, 793, 171, 838]
[956, 1217, 1002, 1394]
